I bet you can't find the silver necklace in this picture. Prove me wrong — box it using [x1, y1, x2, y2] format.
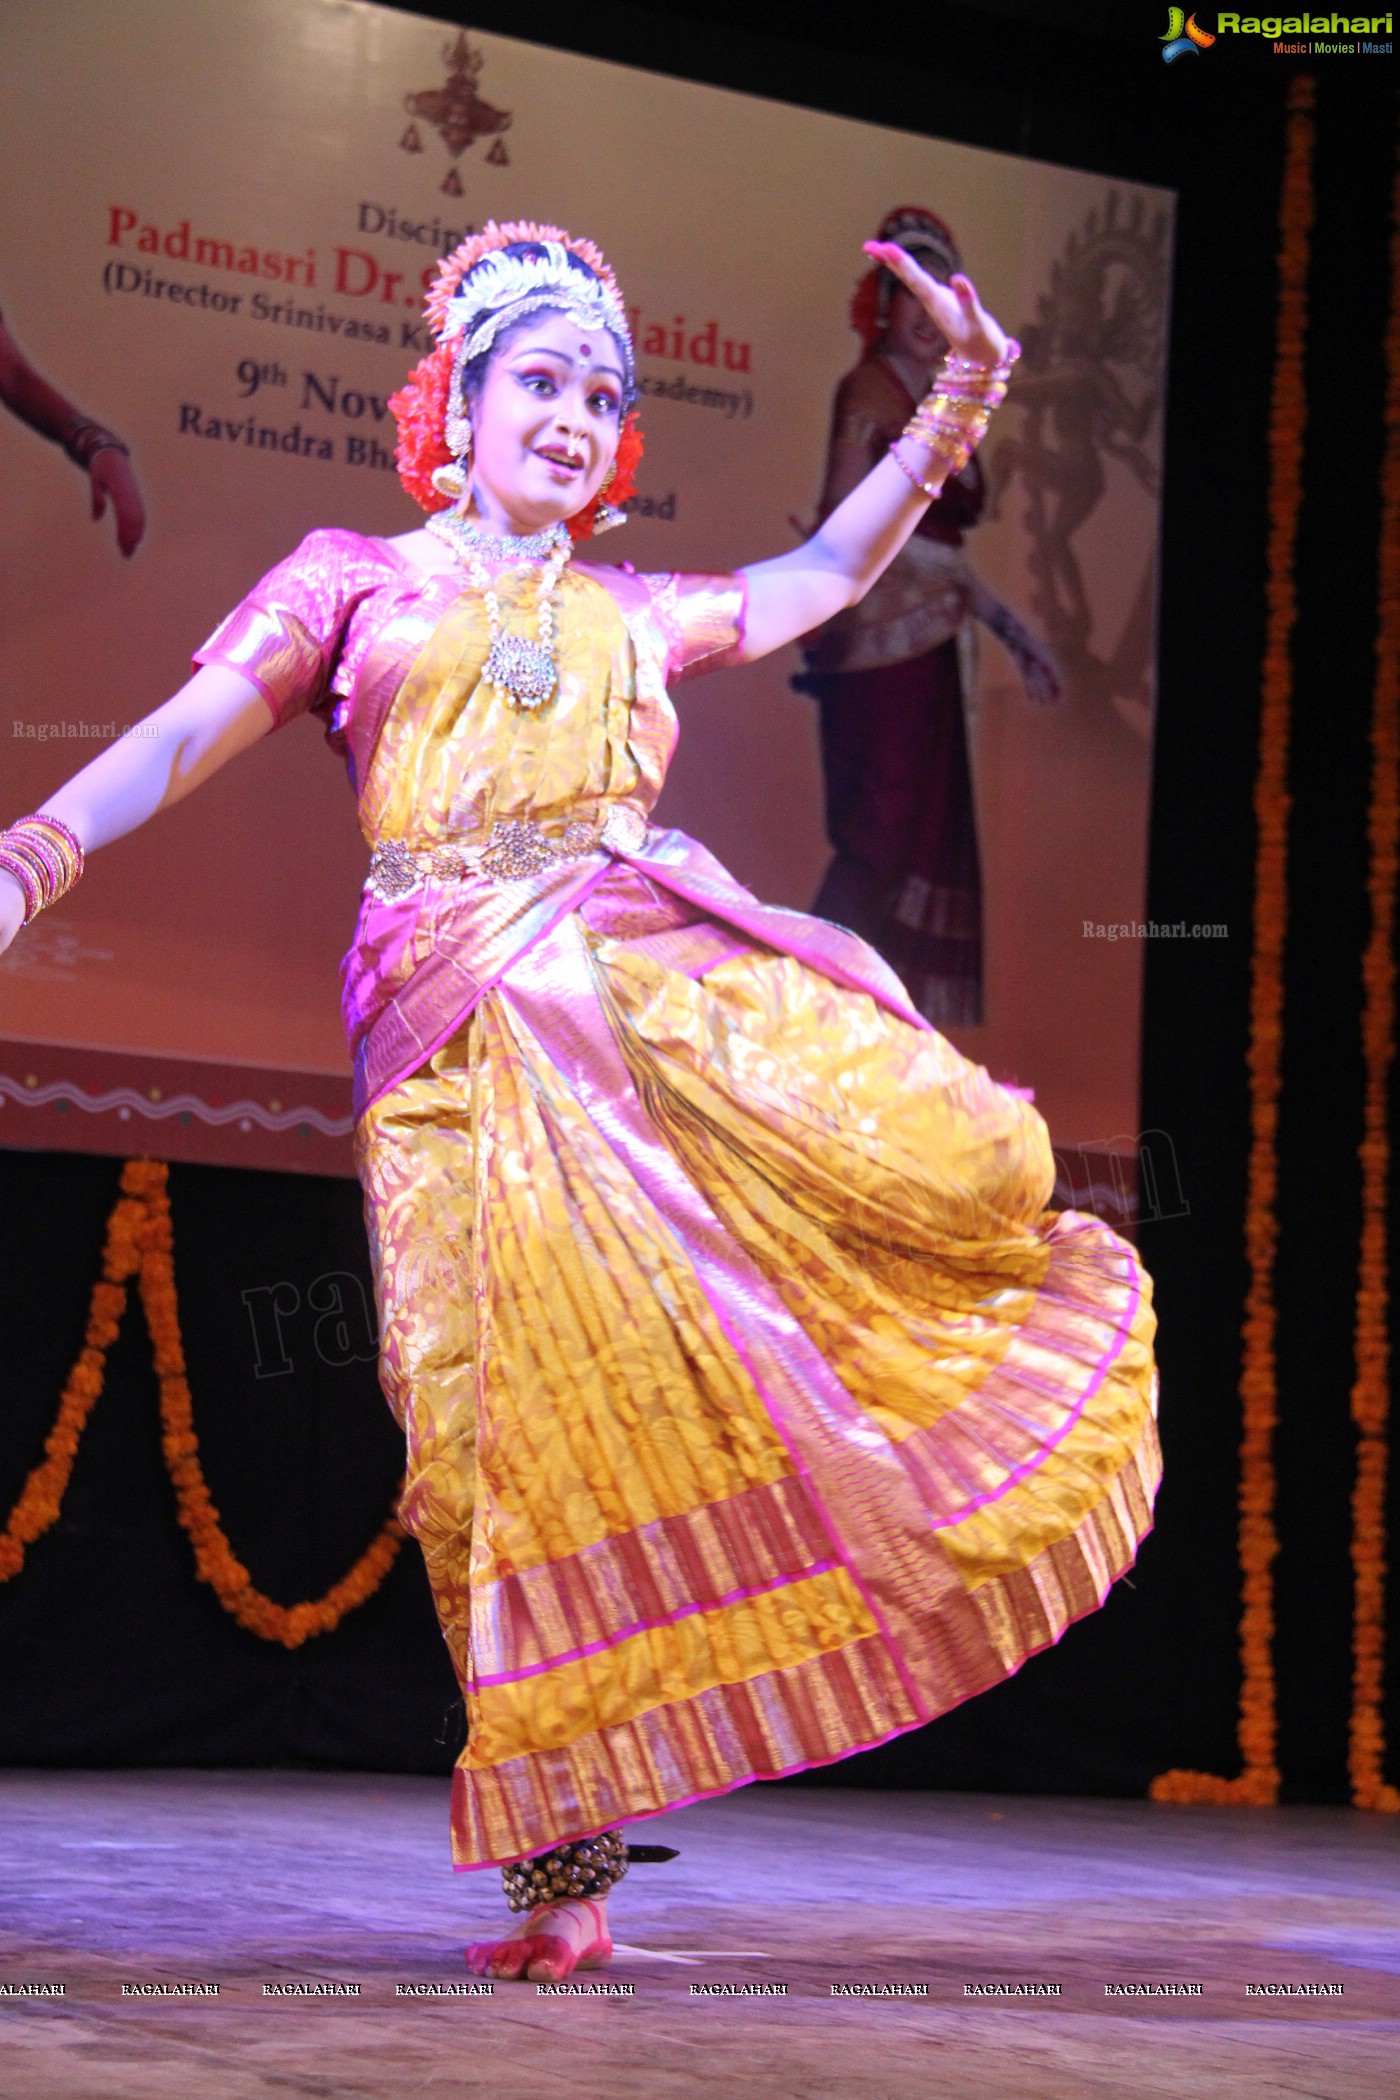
[429, 513, 570, 565]
[426, 512, 573, 712]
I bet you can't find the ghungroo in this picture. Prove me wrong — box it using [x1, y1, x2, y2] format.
[501, 1829, 630, 1913]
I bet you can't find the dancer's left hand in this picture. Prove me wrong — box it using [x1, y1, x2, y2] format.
[863, 241, 1010, 367]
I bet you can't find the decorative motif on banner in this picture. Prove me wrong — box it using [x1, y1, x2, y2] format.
[0, 1066, 352, 1139]
[402, 29, 511, 193]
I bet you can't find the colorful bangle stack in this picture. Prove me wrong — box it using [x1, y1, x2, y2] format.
[0, 814, 85, 924]
[892, 338, 1022, 500]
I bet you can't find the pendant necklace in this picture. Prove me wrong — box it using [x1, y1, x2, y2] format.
[426, 511, 572, 713]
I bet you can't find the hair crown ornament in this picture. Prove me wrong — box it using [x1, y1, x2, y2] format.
[388, 219, 643, 540]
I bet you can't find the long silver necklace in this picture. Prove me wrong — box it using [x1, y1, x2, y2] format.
[426, 511, 572, 712]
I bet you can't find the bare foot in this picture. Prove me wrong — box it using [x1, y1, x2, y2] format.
[465, 1895, 612, 1983]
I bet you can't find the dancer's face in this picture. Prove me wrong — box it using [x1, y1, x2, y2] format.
[469, 312, 625, 533]
[884, 278, 949, 371]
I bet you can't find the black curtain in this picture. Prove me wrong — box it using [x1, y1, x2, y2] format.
[2, 2, 1396, 1804]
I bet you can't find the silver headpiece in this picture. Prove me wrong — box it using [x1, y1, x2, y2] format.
[437, 241, 636, 456]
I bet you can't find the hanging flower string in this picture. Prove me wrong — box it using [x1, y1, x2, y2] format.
[1152, 75, 1316, 1809]
[0, 1158, 404, 1647]
[0, 1185, 141, 1581]
[1349, 136, 1400, 1817]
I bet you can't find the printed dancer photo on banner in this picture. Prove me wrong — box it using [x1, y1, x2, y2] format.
[794, 209, 1062, 1026]
[0, 294, 146, 557]
[0, 220, 1157, 1985]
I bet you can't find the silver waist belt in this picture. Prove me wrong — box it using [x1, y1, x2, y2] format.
[365, 805, 648, 902]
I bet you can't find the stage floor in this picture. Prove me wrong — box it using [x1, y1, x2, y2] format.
[0, 1774, 1396, 2098]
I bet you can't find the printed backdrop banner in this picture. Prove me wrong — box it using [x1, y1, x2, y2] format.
[0, 0, 1171, 1194]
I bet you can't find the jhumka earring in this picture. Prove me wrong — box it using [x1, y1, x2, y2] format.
[434, 373, 474, 501]
[431, 424, 472, 502]
[592, 461, 627, 535]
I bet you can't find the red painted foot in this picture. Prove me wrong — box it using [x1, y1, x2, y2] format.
[465, 1897, 612, 1982]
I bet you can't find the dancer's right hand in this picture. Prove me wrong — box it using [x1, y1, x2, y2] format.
[0, 870, 26, 956]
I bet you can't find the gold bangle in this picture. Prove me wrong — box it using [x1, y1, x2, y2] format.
[942, 341, 1021, 391]
[908, 411, 981, 452]
[890, 439, 942, 501]
[916, 393, 987, 427]
[901, 342, 1020, 458]
[902, 394, 996, 479]
[906, 416, 978, 475]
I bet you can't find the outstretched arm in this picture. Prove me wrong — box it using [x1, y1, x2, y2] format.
[0, 315, 148, 557]
[733, 245, 1012, 664]
[0, 663, 273, 955]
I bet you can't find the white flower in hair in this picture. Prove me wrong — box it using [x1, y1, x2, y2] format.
[440, 242, 632, 371]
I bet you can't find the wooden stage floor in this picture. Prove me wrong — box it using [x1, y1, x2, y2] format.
[0, 1772, 1396, 2098]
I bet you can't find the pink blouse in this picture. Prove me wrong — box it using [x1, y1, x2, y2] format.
[192, 528, 749, 798]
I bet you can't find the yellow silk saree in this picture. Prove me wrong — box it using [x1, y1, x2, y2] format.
[196, 529, 1160, 1868]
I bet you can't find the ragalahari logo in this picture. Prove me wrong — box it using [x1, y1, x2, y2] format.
[1161, 7, 1218, 54]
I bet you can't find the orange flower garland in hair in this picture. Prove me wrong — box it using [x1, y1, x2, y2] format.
[1, 1158, 404, 1647]
[1349, 137, 1400, 1817]
[388, 338, 456, 514]
[388, 217, 643, 541]
[1151, 77, 1316, 1811]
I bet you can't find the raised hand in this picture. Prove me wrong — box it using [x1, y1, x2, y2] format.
[863, 240, 1010, 368]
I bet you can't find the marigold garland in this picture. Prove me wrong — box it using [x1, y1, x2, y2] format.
[1348, 136, 1400, 1817]
[0, 1187, 141, 1581]
[0, 1158, 404, 1647]
[1151, 76, 1316, 1809]
[388, 338, 455, 515]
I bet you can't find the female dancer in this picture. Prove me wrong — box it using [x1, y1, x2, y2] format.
[796, 208, 1060, 1025]
[0, 223, 1159, 1985]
